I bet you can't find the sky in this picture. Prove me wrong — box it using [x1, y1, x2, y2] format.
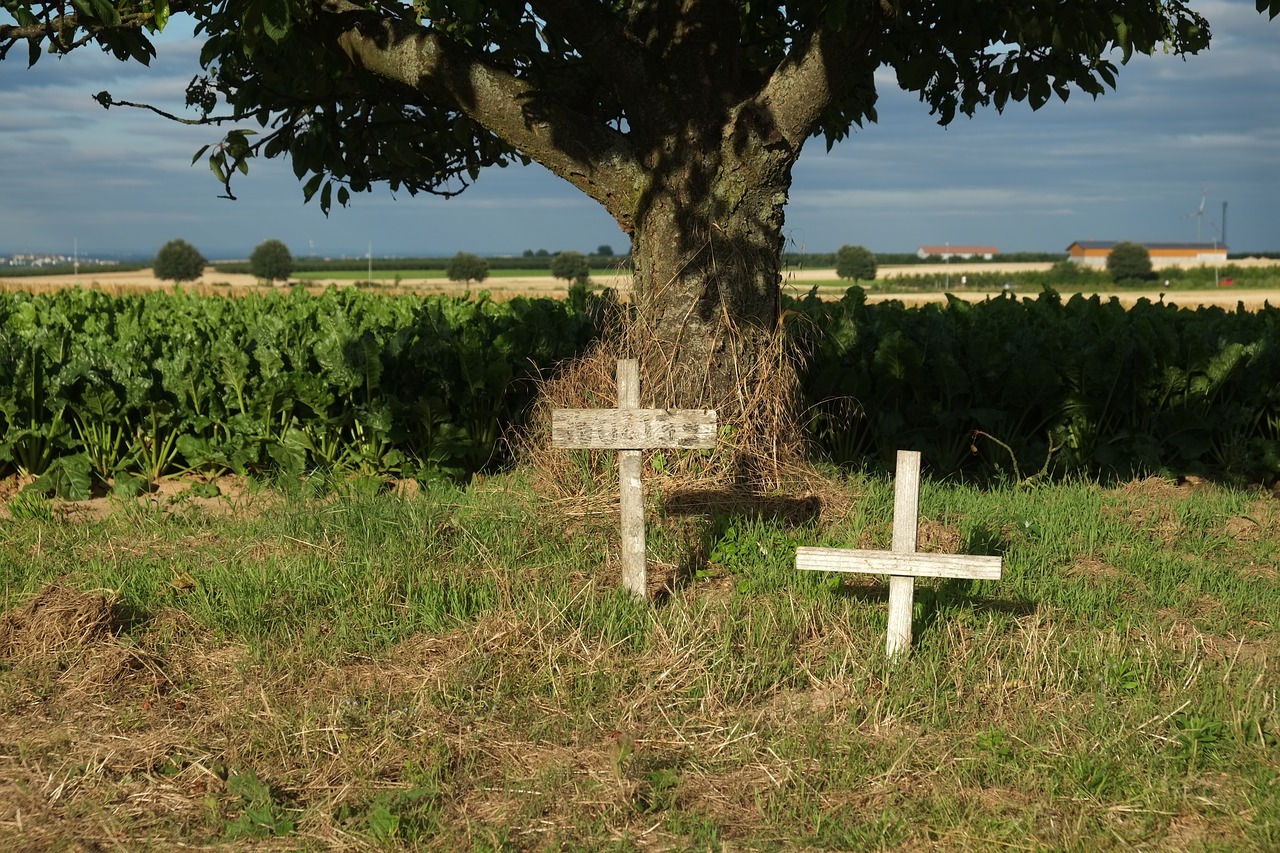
[1, 2, 1277, 261]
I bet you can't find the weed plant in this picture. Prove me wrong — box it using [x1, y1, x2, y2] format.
[0, 469, 1277, 849]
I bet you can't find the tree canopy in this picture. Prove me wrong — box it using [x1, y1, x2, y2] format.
[4, 0, 1274, 413]
[3, 1, 1248, 212]
[549, 251, 590, 284]
[835, 245, 877, 283]
[152, 238, 206, 282]
[250, 238, 294, 282]
[1107, 241, 1155, 283]
[446, 251, 490, 284]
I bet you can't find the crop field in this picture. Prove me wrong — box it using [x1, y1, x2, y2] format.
[1, 466, 1277, 850]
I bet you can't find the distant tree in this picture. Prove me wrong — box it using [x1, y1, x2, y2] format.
[835, 245, 877, 282]
[534, 249, 550, 259]
[596, 245, 615, 258]
[152, 239, 206, 282]
[1049, 258, 1088, 282]
[550, 251, 591, 284]
[1107, 242, 1154, 283]
[521, 249, 534, 258]
[249, 238, 293, 282]
[447, 251, 490, 283]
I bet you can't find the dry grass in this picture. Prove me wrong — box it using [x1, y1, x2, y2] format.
[519, 306, 853, 535]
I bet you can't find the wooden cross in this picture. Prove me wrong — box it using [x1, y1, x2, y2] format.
[796, 450, 1002, 657]
[551, 359, 717, 599]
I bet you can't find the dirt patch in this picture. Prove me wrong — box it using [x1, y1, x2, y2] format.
[1, 473, 270, 523]
[918, 519, 963, 554]
[0, 473, 35, 504]
[1063, 554, 1124, 584]
[0, 587, 257, 849]
[1102, 476, 1198, 543]
[1222, 500, 1278, 544]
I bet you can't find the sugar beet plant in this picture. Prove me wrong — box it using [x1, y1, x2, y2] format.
[0, 287, 595, 497]
[3, 285, 1279, 495]
[792, 287, 1280, 483]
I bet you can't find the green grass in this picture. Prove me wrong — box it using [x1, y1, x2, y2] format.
[1, 469, 1277, 849]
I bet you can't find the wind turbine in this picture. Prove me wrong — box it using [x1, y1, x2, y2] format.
[1195, 185, 1208, 241]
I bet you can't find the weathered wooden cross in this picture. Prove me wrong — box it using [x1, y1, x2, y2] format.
[552, 359, 717, 599]
[796, 450, 1002, 657]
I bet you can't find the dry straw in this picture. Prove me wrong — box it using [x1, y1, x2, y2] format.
[519, 289, 851, 525]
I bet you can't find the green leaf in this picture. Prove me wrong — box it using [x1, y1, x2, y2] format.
[154, 0, 171, 31]
[210, 151, 228, 183]
[367, 803, 399, 840]
[301, 173, 323, 203]
[1113, 17, 1134, 63]
[89, 0, 122, 26]
[33, 453, 93, 501]
[113, 473, 149, 498]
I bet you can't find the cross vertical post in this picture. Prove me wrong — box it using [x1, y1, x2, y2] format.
[616, 359, 645, 597]
[887, 449, 921, 656]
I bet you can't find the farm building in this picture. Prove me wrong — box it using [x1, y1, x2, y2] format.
[917, 245, 1000, 260]
[1066, 241, 1228, 268]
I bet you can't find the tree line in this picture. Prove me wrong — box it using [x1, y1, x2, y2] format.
[146, 239, 1222, 289]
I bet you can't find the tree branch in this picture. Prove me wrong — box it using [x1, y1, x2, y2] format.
[0, 2, 195, 59]
[759, 21, 879, 149]
[317, 0, 642, 223]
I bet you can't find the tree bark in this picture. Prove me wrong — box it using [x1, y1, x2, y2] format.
[627, 127, 794, 415]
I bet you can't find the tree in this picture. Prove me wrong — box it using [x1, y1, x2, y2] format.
[250, 238, 294, 282]
[1049, 259, 1088, 283]
[447, 251, 490, 284]
[1107, 242, 1155, 283]
[5, 1, 1271, 413]
[550, 251, 591, 284]
[152, 239, 206, 283]
[835, 245, 877, 283]
[596, 245, 615, 258]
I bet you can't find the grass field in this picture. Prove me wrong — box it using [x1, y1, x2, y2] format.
[1, 466, 1277, 849]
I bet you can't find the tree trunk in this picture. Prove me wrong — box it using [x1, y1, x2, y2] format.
[625, 122, 797, 419]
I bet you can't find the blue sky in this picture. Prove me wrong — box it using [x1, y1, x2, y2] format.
[2, 2, 1277, 260]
